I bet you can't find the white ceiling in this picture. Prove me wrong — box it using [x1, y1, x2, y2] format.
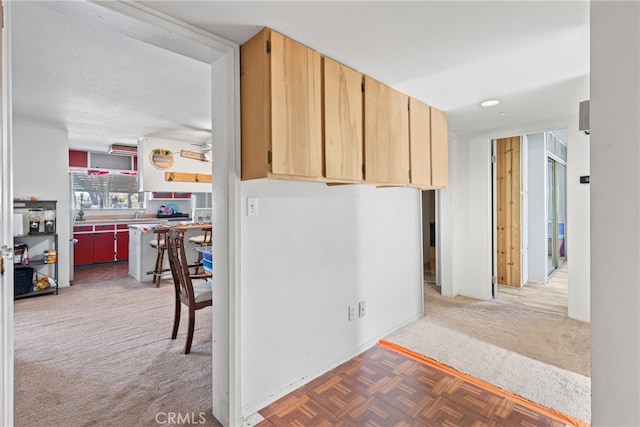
[11, 1, 589, 152]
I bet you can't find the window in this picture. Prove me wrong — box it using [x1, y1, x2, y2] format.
[72, 170, 143, 209]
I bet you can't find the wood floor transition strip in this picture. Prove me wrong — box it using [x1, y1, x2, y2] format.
[378, 339, 590, 427]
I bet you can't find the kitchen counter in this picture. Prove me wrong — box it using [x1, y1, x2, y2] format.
[77, 217, 191, 226]
[128, 221, 211, 283]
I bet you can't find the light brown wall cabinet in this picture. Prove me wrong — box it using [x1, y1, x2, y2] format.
[241, 28, 323, 181]
[363, 76, 410, 185]
[409, 97, 432, 188]
[241, 27, 448, 189]
[323, 57, 363, 183]
[408, 98, 449, 189]
[430, 107, 449, 188]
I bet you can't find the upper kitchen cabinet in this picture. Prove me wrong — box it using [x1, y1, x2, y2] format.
[409, 97, 432, 188]
[363, 76, 409, 185]
[323, 57, 363, 183]
[241, 28, 323, 181]
[430, 107, 449, 188]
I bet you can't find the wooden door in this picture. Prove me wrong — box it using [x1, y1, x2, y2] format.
[270, 30, 322, 178]
[496, 136, 521, 287]
[363, 76, 409, 184]
[409, 97, 432, 187]
[323, 57, 363, 182]
[430, 108, 448, 188]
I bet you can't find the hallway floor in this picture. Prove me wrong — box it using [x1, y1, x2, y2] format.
[497, 262, 568, 315]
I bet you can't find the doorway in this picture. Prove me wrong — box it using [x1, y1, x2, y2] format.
[4, 2, 237, 425]
[547, 157, 567, 276]
[494, 136, 523, 288]
[492, 130, 570, 313]
[422, 190, 437, 285]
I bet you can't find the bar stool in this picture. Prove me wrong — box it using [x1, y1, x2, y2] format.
[188, 227, 212, 274]
[150, 228, 169, 287]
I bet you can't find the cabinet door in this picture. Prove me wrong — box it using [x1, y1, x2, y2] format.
[240, 27, 270, 180]
[74, 233, 94, 265]
[363, 76, 409, 185]
[93, 232, 116, 263]
[430, 108, 448, 188]
[69, 150, 88, 168]
[269, 30, 323, 178]
[409, 98, 432, 187]
[116, 230, 129, 261]
[323, 57, 363, 182]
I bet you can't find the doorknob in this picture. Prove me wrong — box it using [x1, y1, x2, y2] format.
[0, 245, 13, 275]
[1, 245, 13, 259]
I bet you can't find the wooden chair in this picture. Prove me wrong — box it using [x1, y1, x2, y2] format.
[166, 228, 212, 354]
[149, 228, 169, 287]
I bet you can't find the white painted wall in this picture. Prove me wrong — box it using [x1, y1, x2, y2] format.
[591, 2, 639, 424]
[439, 132, 493, 299]
[520, 135, 529, 285]
[13, 124, 71, 288]
[566, 126, 589, 322]
[138, 136, 212, 193]
[526, 132, 547, 283]
[239, 179, 423, 415]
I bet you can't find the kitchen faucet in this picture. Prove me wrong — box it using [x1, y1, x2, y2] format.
[134, 210, 145, 219]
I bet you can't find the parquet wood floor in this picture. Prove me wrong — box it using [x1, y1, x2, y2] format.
[257, 345, 572, 427]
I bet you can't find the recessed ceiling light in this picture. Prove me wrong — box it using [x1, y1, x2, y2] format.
[480, 99, 500, 107]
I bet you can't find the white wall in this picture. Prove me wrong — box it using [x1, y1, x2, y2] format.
[138, 136, 212, 193]
[439, 132, 493, 299]
[527, 132, 548, 283]
[591, 2, 639, 424]
[13, 124, 71, 287]
[566, 126, 589, 322]
[239, 179, 423, 415]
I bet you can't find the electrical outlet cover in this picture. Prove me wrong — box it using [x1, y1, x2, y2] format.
[359, 300, 366, 317]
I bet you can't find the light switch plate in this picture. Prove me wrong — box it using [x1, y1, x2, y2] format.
[248, 197, 258, 216]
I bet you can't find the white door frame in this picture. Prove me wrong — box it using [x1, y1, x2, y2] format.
[1, 1, 15, 424]
[0, 3, 243, 425]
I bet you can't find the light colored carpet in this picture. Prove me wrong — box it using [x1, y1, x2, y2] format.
[14, 265, 219, 427]
[386, 284, 591, 424]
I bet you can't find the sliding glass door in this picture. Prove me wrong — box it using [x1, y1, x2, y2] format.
[547, 158, 566, 276]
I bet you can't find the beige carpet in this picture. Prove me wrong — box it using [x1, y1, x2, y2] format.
[14, 264, 219, 427]
[386, 283, 591, 424]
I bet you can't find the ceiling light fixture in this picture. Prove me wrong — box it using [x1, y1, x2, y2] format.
[480, 99, 500, 107]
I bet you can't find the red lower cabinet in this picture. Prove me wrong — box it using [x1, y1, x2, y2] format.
[74, 233, 94, 265]
[74, 223, 125, 265]
[93, 232, 116, 263]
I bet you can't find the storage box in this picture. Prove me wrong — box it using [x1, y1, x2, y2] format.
[202, 251, 212, 273]
[14, 267, 34, 296]
[14, 243, 28, 264]
[44, 250, 57, 264]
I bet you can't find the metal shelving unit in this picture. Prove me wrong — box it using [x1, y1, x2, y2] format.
[13, 200, 59, 300]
